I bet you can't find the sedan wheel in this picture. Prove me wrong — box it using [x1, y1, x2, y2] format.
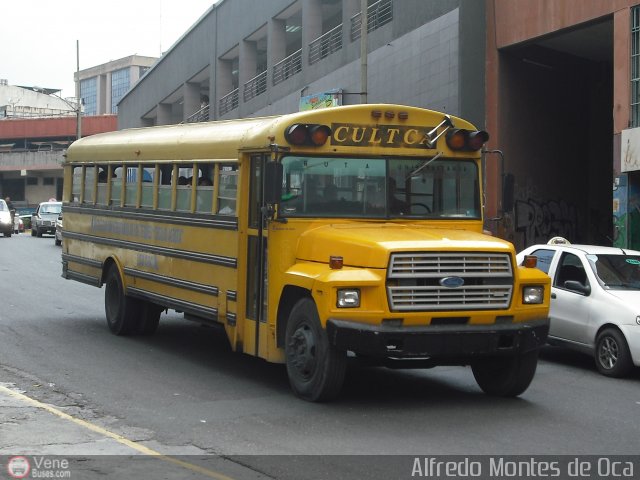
[595, 328, 632, 377]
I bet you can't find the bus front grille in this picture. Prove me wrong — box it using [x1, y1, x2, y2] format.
[387, 252, 513, 311]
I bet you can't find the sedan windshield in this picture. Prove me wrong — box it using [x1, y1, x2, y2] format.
[41, 204, 62, 214]
[279, 156, 479, 219]
[587, 254, 640, 290]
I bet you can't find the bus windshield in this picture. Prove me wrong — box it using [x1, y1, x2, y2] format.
[279, 156, 480, 219]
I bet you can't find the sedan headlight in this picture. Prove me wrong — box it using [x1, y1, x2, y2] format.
[337, 289, 360, 308]
[523, 286, 544, 304]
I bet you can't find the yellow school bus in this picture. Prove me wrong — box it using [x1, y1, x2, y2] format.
[62, 104, 550, 401]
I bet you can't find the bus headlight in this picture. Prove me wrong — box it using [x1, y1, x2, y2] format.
[523, 286, 544, 304]
[337, 289, 360, 308]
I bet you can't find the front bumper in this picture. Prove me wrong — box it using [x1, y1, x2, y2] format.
[326, 318, 549, 364]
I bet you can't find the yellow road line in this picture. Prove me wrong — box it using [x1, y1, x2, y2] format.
[0, 384, 236, 480]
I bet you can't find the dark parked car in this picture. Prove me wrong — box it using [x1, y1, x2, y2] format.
[31, 201, 62, 237]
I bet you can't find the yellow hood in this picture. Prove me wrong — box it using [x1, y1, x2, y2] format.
[296, 223, 514, 268]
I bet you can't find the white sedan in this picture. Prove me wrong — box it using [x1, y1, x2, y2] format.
[516, 238, 640, 377]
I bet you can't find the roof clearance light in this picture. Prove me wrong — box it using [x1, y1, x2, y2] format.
[285, 124, 332, 146]
[371, 110, 382, 119]
[446, 129, 490, 151]
[398, 111, 409, 120]
[466, 130, 490, 151]
[284, 124, 308, 145]
[446, 129, 467, 150]
[308, 125, 331, 146]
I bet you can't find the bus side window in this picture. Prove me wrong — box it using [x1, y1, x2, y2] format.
[217, 164, 237, 215]
[72, 167, 83, 203]
[111, 166, 122, 205]
[176, 165, 194, 211]
[141, 167, 155, 208]
[158, 165, 173, 210]
[196, 163, 214, 213]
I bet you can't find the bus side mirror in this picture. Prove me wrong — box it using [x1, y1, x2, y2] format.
[502, 173, 514, 213]
[264, 161, 283, 204]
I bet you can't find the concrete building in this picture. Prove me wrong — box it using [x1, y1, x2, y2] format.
[0, 54, 156, 205]
[485, 0, 640, 250]
[118, 0, 486, 129]
[0, 116, 116, 204]
[76, 55, 157, 115]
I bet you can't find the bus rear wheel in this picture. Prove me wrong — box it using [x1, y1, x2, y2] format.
[136, 302, 163, 335]
[285, 298, 347, 402]
[104, 264, 140, 336]
[471, 350, 539, 397]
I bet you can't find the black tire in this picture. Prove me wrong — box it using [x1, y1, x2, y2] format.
[136, 302, 163, 335]
[595, 328, 633, 377]
[104, 264, 140, 336]
[472, 350, 539, 397]
[285, 298, 347, 402]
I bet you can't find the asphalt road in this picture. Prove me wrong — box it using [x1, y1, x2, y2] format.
[1, 233, 639, 479]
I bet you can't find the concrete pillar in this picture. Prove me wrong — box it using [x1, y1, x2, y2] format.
[157, 103, 172, 125]
[302, 0, 323, 67]
[183, 82, 201, 120]
[239, 40, 257, 101]
[343, 0, 360, 45]
[268, 18, 287, 85]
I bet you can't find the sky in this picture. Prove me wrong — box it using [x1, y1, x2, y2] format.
[0, 0, 216, 100]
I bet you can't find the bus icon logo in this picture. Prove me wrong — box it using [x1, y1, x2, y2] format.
[7, 456, 31, 479]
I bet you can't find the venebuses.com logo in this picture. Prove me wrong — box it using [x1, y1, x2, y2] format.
[6, 456, 30, 479]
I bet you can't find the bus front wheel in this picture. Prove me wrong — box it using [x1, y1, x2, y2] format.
[471, 350, 539, 397]
[285, 298, 347, 402]
[104, 264, 140, 336]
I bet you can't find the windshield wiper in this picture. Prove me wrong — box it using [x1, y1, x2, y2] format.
[406, 152, 443, 180]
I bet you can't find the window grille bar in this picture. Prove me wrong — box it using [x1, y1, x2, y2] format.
[273, 49, 302, 86]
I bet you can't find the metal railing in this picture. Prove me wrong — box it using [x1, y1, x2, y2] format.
[350, 0, 393, 41]
[219, 89, 239, 116]
[273, 49, 302, 86]
[309, 24, 343, 65]
[182, 103, 210, 124]
[243, 70, 268, 102]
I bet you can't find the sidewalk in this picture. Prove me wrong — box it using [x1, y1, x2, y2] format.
[0, 383, 265, 479]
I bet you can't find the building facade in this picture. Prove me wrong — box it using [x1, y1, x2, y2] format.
[485, 0, 640, 250]
[118, 0, 486, 129]
[76, 55, 157, 115]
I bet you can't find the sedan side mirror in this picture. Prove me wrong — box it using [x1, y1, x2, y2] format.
[564, 280, 591, 295]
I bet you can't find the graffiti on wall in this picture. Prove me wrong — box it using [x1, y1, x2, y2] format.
[515, 198, 578, 246]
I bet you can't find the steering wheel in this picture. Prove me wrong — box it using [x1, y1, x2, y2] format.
[409, 203, 431, 213]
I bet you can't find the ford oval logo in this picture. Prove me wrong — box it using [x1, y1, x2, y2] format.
[439, 276, 465, 288]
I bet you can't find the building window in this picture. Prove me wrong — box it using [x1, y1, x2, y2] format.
[81, 77, 97, 116]
[26, 177, 38, 186]
[43, 177, 55, 186]
[632, 6, 640, 127]
[111, 68, 131, 114]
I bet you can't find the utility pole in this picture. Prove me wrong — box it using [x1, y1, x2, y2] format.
[360, 0, 368, 104]
[76, 40, 82, 140]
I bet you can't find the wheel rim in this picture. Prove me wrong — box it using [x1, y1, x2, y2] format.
[287, 324, 317, 380]
[598, 336, 618, 370]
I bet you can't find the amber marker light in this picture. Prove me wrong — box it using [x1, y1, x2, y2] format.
[523, 255, 538, 268]
[329, 256, 344, 269]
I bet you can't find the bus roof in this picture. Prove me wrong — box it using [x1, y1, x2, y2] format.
[64, 104, 478, 164]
